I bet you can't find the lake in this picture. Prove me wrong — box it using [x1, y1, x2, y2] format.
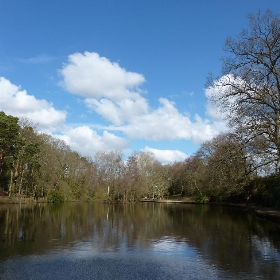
[0, 202, 280, 280]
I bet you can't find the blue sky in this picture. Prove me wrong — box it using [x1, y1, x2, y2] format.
[0, 0, 279, 164]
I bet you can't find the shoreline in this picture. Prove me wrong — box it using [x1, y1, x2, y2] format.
[1, 196, 280, 224]
[140, 198, 280, 224]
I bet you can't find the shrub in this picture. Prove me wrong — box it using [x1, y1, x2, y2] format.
[246, 175, 280, 208]
[195, 194, 207, 203]
[47, 190, 64, 203]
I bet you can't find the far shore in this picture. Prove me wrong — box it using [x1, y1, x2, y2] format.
[1, 195, 280, 224]
[140, 197, 280, 224]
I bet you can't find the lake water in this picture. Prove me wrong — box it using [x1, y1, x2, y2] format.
[0, 202, 280, 280]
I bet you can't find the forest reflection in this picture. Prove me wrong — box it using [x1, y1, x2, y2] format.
[0, 202, 280, 278]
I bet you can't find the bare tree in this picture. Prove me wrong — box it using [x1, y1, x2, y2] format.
[133, 151, 168, 199]
[94, 150, 124, 200]
[208, 10, 280, 174]
[124, 154, 142, 201]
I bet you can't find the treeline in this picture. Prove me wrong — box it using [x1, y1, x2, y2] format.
[0, 111, 170, 202]
[169, 133, 280, 208]
[0, 110, 279, 207]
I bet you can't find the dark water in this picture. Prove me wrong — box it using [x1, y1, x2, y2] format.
[0, 202, 279, 280]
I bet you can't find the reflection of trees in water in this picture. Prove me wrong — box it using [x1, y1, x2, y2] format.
[0, 203, 160, 257]
[165, 204, 280, 278]
[0, 203, 279, 278]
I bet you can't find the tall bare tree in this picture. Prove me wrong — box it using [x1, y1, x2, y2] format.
[94, 150, 124, 200]
[208, 10, 280, 174]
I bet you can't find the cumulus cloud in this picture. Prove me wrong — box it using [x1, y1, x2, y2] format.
[0, 51, 238, 165]
[60, 52, 145, 100]
[85, 96, 148, 125]
[201, 74, 245, 140]
[0, 77, 66, 132]
[60, 51, 149, 124]
[57, 126, 129, 157]
[115, 98, 225, 144]
[58, 52, 228, 149]
[205, 74, 242, 121]
[143, 146, 188, 164]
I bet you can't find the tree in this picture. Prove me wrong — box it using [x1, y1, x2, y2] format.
[65, 154, 96, 200]
[13, 120, 41, 197]
[183, 156, 206, 197]
[133, 151, 168, 199]
[166, 162, 187, 195]
[36, 134, 71, 197]
[196, 133, 249, 200]
[93, 150, 124, 200]
[208, 10, 280, 175]
[0, 111, 21, 195]
[124, 154, 141, 201]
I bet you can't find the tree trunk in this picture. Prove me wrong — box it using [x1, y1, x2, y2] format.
[8, 170, 14, 197]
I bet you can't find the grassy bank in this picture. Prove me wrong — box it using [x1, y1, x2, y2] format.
[0, 196, 47, 204]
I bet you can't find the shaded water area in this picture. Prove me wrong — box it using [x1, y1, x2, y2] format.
[0, 202, 280, 280]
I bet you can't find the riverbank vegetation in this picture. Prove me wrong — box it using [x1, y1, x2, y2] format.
[1, 10, 280, 208]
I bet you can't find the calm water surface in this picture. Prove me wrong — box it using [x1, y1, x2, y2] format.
[0, 202, 279, 280]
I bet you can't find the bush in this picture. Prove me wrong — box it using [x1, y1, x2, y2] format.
[246, 175, 280, 208]
[47, 190, 64, 203]
[195, 194, 207, 203]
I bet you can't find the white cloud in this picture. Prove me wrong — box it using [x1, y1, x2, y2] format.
[203, 74, 240, 138]
[143, 146, 188, 164]
[115, 98, 225, 144]
[205, 74, 241, 120]
[59, 52, 228, 149]
[18, 54, 56, 64]
[85, 96, 148, 125]
[57, 126, 129, 157]
[60, 51, 149, 124]
[60, 52, 145, 100]
[0, 77, 66, 132]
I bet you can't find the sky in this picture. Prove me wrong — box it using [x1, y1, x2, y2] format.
[0, 0, 279, 164]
